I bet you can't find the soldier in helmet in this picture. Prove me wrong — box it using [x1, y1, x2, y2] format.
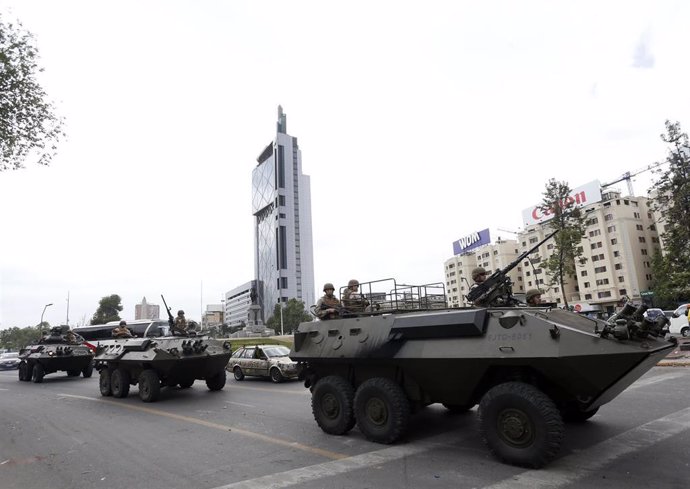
[526, 288, 543, 306]
[112, 320, 133, 338]
[174, 310, 188, 334]
[469, 267, 490, 307]
[315, 283, 341, 320]
[342, 279, 369, 313]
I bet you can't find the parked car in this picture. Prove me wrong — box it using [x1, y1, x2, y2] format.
[643, 308, 665, 321]
[0, 352, 21, 370]
[227, 344, 297, 383]
[669, 304, 689, 337]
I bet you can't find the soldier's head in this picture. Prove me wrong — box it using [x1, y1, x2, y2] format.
[323, 283, 335, 296]
[177, 310, 185, 316]
[348, 279, 359, 290]
[471, 267, 489, 283]
[119, 320, 127, 326]
[526, 289, 542, 305]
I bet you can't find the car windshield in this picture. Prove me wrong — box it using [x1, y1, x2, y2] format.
[263, 346, 290, 358]
[1, 352, 19, 359]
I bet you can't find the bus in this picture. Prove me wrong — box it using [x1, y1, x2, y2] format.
[73, 319, 171, 342]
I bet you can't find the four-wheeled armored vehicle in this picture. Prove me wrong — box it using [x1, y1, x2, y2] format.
[94, 322, 232, 402]
[291, 277, 675, 468]
[18, 325, 95, 383]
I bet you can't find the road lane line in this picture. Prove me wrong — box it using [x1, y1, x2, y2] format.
[482, 406, 690, 489]
[227, 383, 310, 395]
[58, 394, 345, 460]
[628, 371, 686, 389]
[210, 434, 460, 489]
[226, 401, 256, 408]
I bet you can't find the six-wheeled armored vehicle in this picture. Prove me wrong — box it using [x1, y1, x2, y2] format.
[18, 325, 95, 383]
[94, 321, 232, 402]
[291, 277, 675, 468]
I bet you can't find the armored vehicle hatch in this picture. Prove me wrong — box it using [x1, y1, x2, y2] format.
[291, 278, 675, 468]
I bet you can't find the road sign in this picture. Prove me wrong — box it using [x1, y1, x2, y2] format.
[640, 291, 654, 297]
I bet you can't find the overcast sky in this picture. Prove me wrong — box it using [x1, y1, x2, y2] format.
[1, 0, 689, 328]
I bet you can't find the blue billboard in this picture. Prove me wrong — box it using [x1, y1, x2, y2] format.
[453, 228, 491, 255]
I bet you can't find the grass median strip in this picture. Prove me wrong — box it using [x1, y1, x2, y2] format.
[58, 393, 346, 460]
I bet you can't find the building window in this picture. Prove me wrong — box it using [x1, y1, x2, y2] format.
[583, 282, 590, 288]
[547, 244, 554, 250]
[618, 276, 625, 282]
[611, 238, 618, 245]
[278, 195, 286, 206]
[277, 145, 286, 189]
[594, 266, 607, 273]
[586, 217, 599, 225]
[613, 250, 620, 257]
[581, 271, 588, 277]
[597, 291, 612, 298]
[589, 229, 601, 237]
[596, 278, 609, 286]
[633, 212, 641, 219]
[614, 263, 623, 270]
[641, 249, 648, 255]
[590, 241, 602, 249]
[585, 294, 592, 300]
[529, 237, 539, 244]
[604, 214, 613, 221]
[619, 289, 627, 295]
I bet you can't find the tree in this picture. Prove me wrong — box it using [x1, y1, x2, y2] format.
[91, 294, 123, 325]
[648, 120, 690, 306]
[1, 13, 65, 171]
[265, 298, 312, 334]
[539, 179, 586, 309]
[0, 326, 42, 350]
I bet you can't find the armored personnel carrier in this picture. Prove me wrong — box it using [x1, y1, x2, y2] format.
[18, 325, 95, 383]
[94, 320, 232, 402]
[291, 275, 675, 468]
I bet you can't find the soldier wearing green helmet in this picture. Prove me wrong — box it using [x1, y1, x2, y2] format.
[316, 283, 341, 320]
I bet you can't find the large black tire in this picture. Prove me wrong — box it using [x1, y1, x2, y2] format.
[478, 382, 564, 468]
[354, 377, 410, 444]
[681, 327, 689, 337]
[31, 363, 45, 383]
[561, 405, 599, 423]
[18, 362, 30, 382]
[99, 369, 112, 396]
[270, 367, 284, 384]
[138, 370, 161, 402]
[111, 369, 131, 398]
[178, 379, 195, 389]
[312, 376, 356, 435]
[67, 369, 81, 377]
[82, 361, 94, 378]
[233, 366, 244, 381]
[206, 370, 226, 391]
[442, 403, 475, 413]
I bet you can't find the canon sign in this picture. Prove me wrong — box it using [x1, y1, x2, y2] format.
[521, 180, 602, 226]
[453, 228, 491, 255]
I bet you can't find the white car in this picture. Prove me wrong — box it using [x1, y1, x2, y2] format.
[227, 345, 298, 383]
[668, 304, 689, 337]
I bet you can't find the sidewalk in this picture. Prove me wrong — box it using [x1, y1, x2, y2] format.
[657, 338, 690, 366]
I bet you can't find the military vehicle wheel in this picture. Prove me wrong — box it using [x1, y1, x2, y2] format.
[82, 362, 94, 378]
[178, 379, 195, 389]
[270, 367, 284, 383]
[442, 403, 475, 413]
[18, 362, 31, 382]
[99, 370, 112, 396]
[681, 327, 689, 337]
[478, 382, 564, 468]
[561, 405, 599, 423]
[111, 369, 131, 398]
[354, 377, 410, 444]
[31, 363, 45, 383]
[233, 366, 245, 381]
[67, 369, 81, 377]
[311, 376, 356, 435]
[206, 370, 226, 391]
[138, 370, 161, 402]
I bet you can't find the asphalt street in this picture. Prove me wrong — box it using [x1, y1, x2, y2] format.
[1, 367, 689, 489]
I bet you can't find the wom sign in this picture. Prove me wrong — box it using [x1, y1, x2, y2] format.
[453, 228, 491, 255]
[521, 180, 602, 226]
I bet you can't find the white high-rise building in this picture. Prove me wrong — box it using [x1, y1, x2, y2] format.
[252, 106, 315, 322]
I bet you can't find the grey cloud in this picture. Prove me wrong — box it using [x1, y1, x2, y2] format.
[632, 31, 655, 69]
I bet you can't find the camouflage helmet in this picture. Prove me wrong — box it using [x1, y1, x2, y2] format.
[348, 279, 359, 287]
[323, 283, 335, 292]
[119, 320, 127, 326]
[177, 310, 185, 315]
[526, 289, 542, 302]
[471, 267, 488, 281]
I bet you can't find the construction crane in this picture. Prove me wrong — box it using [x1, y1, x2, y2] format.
[600, 161, 666, 196]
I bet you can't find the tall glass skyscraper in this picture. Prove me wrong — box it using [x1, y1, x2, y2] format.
[252, 106, 315, 322]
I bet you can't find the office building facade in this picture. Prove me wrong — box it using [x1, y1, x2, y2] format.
[252, 107, 315, 321]
[224, 280, 255, 327]
[135, 297, 160, 320]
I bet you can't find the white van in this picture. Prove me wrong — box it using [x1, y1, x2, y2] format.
[668, 304, 689, 337]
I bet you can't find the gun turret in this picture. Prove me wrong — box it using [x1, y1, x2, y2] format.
[466, 230, 559, 307]
[161, 295, 176, 334]
[601, 301, 669, 340]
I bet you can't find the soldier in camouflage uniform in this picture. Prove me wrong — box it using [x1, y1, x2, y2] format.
[342, 279, 369, 313]
[469, 267, 490, 307]
[112, 320, 133, 338]
[315, 283, 341, 320]
[526, 288, 543, 306]
[174, 310, 188, 334]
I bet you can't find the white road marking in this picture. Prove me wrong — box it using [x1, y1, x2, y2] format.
[0, 388, 9, 391]
[226, 401, 255, 408]
[628, 371, 686, 389]
[210, 433, 460, 489]
[482, 406, 690, 489]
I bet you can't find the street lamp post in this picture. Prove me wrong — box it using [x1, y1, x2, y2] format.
[39, 303, 53, 337]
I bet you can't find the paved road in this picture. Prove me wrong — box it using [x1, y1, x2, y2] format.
[1, 367, 689, 489]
